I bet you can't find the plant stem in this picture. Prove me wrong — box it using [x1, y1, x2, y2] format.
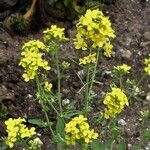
[88, 49, 101, 96]
[85, 64, 90, 117]
[119, 74, 123, 89]
[40, 101, 55, 139]
[55, 47, 63, 115]
[110, 140, 115, 150]
[35, 76, 55, 139]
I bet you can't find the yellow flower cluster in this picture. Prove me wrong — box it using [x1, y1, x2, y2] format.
[74, 9, 115, 57]
[43, 25, 67, 42]
[79, 53, 96, 65]
[113, 64, 131, 74]
[5, 118, 36, 148]
[19, 40, 50, 82]
[144, 57, 150, 75]
[103, 88, 129, 119]
[65, 115, 98, 145]
[44, 81, 52, 91]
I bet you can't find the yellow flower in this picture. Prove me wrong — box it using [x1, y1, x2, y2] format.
[43, 25, 68, 42]
[103, 42, 113, 57]
[79, 53, 96, 65]
[103, 87, 128, 119]
[113, 64, 131, 74]
[65, 115, 98, 145]
[5, 118, 36, 148]
[144, 57, 150, 75]
[44, 81, 53, 91]
[19, 40, 50, 82]
[74, 9, 115, 57]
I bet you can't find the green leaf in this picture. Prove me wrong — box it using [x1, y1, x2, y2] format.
[90, 140, 106, 150]
[47, 0, 58, 5]
[64, 0, 72, 7]
[141, 129, 150, 139]
[56, 116, 66, 149]
[117, 141, 127, 150]
[111, 127, 121, 139]
[0, 109, 9, 119]
[28, 119, 49, 128]
[63, 111, 79, 119]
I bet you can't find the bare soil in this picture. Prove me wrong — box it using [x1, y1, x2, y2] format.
[0, 0, 150, 149]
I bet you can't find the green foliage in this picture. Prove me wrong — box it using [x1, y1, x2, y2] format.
[0, 108, 9, 119]
[140, 129, 150, 140]
[56, 116, 66, 149]
[11, 13, 26, 32]
[28, 118, 49, 128]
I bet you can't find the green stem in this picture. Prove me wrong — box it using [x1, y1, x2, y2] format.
[55, 48, 63, 115]
[110, 140, 115, 150]
[119, 74, 123, 89]
[85, 64, 90, 117]
[88, 49, 101, 97]
[35, 76, 55, 139]
[40, 101, 55, 139]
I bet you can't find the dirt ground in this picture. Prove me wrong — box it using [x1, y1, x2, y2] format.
[0, 0, 150, 149]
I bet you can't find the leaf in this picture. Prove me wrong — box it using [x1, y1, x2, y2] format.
[64, 0, 72, 7]
[56, 116, 66, 149]
[111, 127, 121, 139]
[90, 140, 106, 150]
[141, 129, 150, 139]
[63, 111, 79, 119]
[117, 141, 127, 150]
[47, 0, 58, 5]
[28, 119, 49, 128]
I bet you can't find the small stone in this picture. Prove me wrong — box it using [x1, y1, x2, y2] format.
[101, 120, 107, 126]
[146, 93, 150, 101]
[143, 31, 150, 40]
[118, 119, 127, 126]
[37, 133, 42, 136]
[145, 142, 150, 150]
[138, 51, 142, 56]
[121, 49, 132, 59]
[26, 94, 33, 99]
[62, 99, 70, 106]
[62, 89, 70, 94]
[140, 41, 150, 47]
[128, 144, 132, 148]
[123, 37, 132, 46]
[101, 70, 112, 78]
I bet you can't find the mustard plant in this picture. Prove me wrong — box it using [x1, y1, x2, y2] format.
[103, 87, 129, 119]
[65, 115, 98, 149]
[4, 117, 36, 149]
[74, 9, 115, 116]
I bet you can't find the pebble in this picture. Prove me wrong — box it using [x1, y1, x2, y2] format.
[120, 49, 132, 59]
[140, 41, 150, 47]
[118, 119, 127, 126]
[143, 31, 150, 40]
[101, 70, 112, 78]
[26, 94, 33, 99]
[145, 142, 150, 150]
[146, 93, 150, 101]
[123, 37, 132, 46]
[128, 144, 132, 149]
[101, 120, 107, 126]
[62, 89, 70, 94]
[62, 98, 70, 106]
